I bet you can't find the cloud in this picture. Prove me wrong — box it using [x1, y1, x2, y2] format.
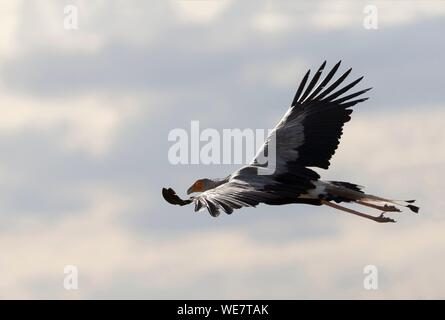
[377, 0, 445, 27]
[4, 0, 179, 59]
[0, 91, 144, 157]
[1, 186, 444, 299]
[335, 107, 445, 170]
[326, 107, 445, 219]
[248, 1, 445, 34]
[311, 0, 445, 30]
[0, 0, 21, 58]
[1, 0, 445, 299]
[1, 107, 444, 299]
[251, 11, 293, 33]
[241, 57, 307, 88]
[310, 1, 362, 30]
[170, 0, 232, 23]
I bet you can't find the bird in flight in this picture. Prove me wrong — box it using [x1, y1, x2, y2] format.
[162, 61, 419, 223]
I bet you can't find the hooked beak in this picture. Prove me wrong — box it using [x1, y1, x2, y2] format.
[187, 186, 195, 195]
[187, 180, 204, 195]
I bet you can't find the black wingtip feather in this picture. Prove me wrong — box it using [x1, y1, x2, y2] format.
[292, 69, 311, 106]
[315, 68, 352, 101]
[299, 62, 327, 102]
[332, 88, 372, 105]
[407, 205, 420, 213]
[305, 61, 342, 102]
[323, 76, 364, 102]
[195, 200, 203, 212]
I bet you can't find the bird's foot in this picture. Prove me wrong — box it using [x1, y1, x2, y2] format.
[374, 213, 396, 223]
[383, 204, 401, 212]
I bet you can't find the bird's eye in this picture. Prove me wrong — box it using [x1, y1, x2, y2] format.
[195, 180, 204, 189]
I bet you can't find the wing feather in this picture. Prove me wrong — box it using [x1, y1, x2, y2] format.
[314, 68, 352, 101]
[304, 60, 341, 102]
[291, 69, 311, 106]
[252, 61, 371, 170]
[299, 61, 326, 102]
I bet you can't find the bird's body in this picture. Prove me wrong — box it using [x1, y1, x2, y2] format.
[163, 61, 419, 223]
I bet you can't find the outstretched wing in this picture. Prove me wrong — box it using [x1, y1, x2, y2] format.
[192, 179, 266, 217]
[252, 60, 371, 170]
[193, 165, 319, 217]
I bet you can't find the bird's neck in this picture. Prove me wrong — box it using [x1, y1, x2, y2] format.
[210, 177, 229, 189]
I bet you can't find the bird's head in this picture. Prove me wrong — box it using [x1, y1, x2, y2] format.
[187, 178, 214, 195]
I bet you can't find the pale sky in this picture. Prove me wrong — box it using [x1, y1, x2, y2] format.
[0, 0, 444, 299]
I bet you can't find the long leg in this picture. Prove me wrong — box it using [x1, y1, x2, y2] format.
[321, 200, 396, 223]
[356, 200, 401, 213]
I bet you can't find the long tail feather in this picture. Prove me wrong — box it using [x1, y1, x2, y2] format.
[324, 181, 419, 214]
